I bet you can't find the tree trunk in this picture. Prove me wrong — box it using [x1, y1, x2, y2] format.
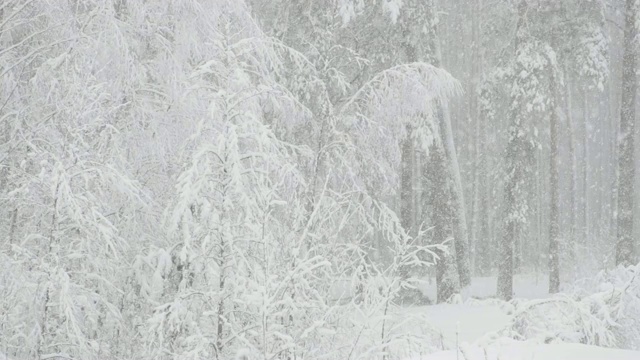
[583, 90, 590, 248]
[536, 148, 544, 276]
[424, 0, 472, 287]
[400, 125, 415, 236]
[399, 124, 415, 284]
[548, 61, 561, 294]
[498, 166, 516, 301]
[437, 103, 472, 288]
[498, 0, 529, 301]
[566, 71, 578, 275]
[615, 0, 638, 266]
[470, 0, 484, 278]
[429, 143, 461, 303]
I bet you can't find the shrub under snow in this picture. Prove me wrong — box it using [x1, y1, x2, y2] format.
[472, 264, 640, 350]
[568, 264, 640, 350]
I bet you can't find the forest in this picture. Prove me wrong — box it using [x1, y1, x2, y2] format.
[1, 0, 640, 359]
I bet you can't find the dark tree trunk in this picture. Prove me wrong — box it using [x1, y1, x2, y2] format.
[423, 0, 472, 287]
[548, 62, 561, 294]
[615, 0, 638, 266]
[398, 124, 415, 284]
[428, 143, 461, 303]
[498, 0, 529, 301]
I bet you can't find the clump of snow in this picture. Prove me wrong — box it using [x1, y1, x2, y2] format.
[235, 348, 252, 360]
[382, 0, 403, 24]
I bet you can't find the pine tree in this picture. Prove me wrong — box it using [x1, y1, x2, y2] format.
[482, 0, 609, 298]
[498, 0, 535, 301]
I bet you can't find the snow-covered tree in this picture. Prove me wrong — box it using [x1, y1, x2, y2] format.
[2, 0, 638, 359]
[477, 0, 609, 299]
[1, 2, 146, 358]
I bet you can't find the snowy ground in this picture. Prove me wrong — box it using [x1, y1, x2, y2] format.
[413, 342, 640, 360]
[400, 301, 640, 359]
[331, 273, 551, 304]
[397, 274, 640, 360]
[417, 273, 551, 300]
[331, 273, 640, 360]
[405, 302, 511, 346]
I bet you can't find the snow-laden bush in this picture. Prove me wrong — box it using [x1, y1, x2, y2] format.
[569, 264, 640, 350]
[475, 264, 640, 350]
[319, 201, 443, 360]
[498, 294, 617, 346]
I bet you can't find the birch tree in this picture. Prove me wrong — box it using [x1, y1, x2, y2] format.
[1, 2, 146, 358]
